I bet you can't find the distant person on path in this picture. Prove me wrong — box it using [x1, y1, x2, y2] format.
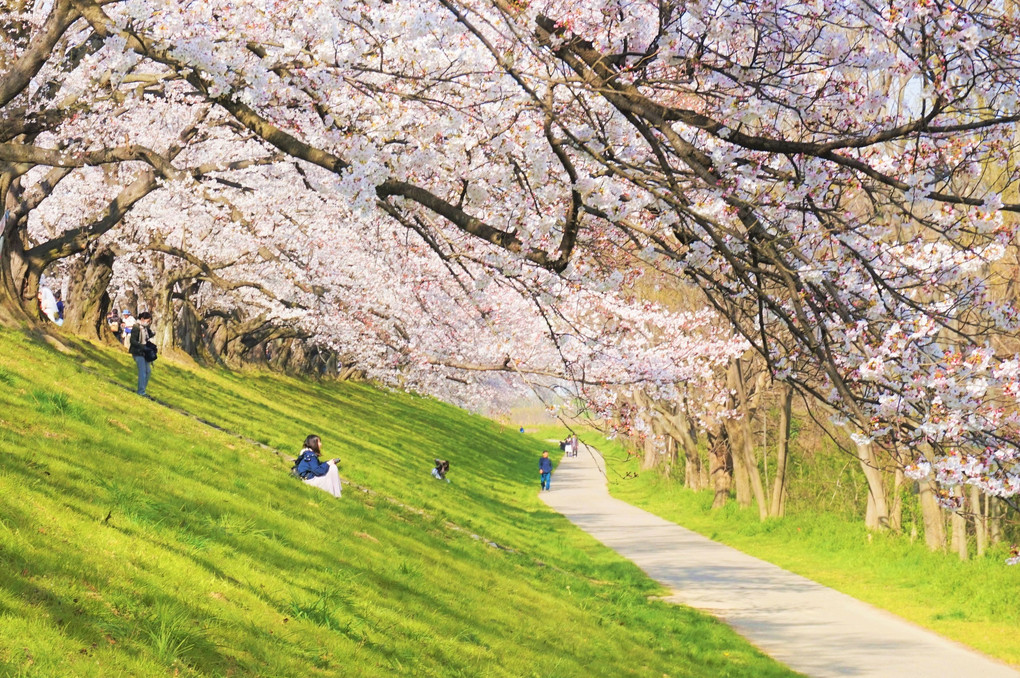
[539, 450, 552, 491]
[571, 433, 579, 457]
[293, 434, 342, 498]
[128, 311, 154, 396]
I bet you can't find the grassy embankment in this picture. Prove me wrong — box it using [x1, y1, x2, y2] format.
[530, 424, 1020, 666]
[0, 327, 800, 677]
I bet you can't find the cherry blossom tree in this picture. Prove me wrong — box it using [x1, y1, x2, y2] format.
[8, 0, 1020, 529]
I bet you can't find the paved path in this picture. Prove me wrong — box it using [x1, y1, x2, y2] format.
[539, 445, 1019, 678]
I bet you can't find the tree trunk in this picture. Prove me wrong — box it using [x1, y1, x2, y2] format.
[662, 435, 677, 477]
[739, 417, 768, 519]
[727, 360, 768, 518]
[855, 440, 890, 530]
[153, 283, 177, 353]
[277, 338, 310, 373]
[323, 349, 340, 378]
[970, 485, 987, 558]
[62, 246, 116, 340]
[889, 467, 904, 532]
[729, 424, 752, 507]
[641, 435, 657, 470]
[950, 486, 968, 561]
[708, 427, 732, 509]
[222, 334, 249, 366]
[683, 436, 703, 491]
[204, 315, 229, 361]
[769, 384, 793, 517]
[630, 390, 704, 485]
[174, 292, 203, 358]
[337, 364, 363, 381]
[269, 337, 294, 371]
[918, 476, 947, 551]
[0, 206, 35, 321]
[668, 408, 703, 490]
[121, 287, 139, 317]
[988, 495, 1001, 545]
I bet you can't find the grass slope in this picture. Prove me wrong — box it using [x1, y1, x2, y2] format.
[531, 426, 1020, 666]
[0, 328, 798, 677]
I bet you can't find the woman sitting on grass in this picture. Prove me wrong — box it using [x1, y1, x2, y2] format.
[293, 434, 342, 498]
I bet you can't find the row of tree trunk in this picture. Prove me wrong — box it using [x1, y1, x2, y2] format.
[619, 358, 1006, 559]
[0, 233, 357, 379]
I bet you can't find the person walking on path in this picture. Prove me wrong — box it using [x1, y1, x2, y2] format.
[128, 311, 154, 396]
[539, 450, 553, 491]
[293, 434, 342, 498]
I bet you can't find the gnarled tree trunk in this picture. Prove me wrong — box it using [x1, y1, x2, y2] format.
[62, 246, 115, 340]
[0, 197, 35, 321]
[708, 425, 733, 509]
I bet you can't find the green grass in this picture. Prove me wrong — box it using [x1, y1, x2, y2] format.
[534, 425, 1020, 666]
[0, 328, 799, 677]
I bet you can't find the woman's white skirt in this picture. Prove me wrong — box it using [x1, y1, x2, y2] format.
[304, 460, 342, 498]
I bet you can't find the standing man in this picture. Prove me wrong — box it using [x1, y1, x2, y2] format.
[539, 450, 553, 491]
[129, 311, 154, 396]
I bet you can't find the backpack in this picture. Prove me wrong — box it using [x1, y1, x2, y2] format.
[143, 341, 158, 363]
[291, 450, 315, 480]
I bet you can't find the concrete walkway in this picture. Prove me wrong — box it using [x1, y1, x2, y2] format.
[540, 445, 1018, 678]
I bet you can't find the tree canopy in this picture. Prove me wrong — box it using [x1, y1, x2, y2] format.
[4, 0, 1020, 507]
